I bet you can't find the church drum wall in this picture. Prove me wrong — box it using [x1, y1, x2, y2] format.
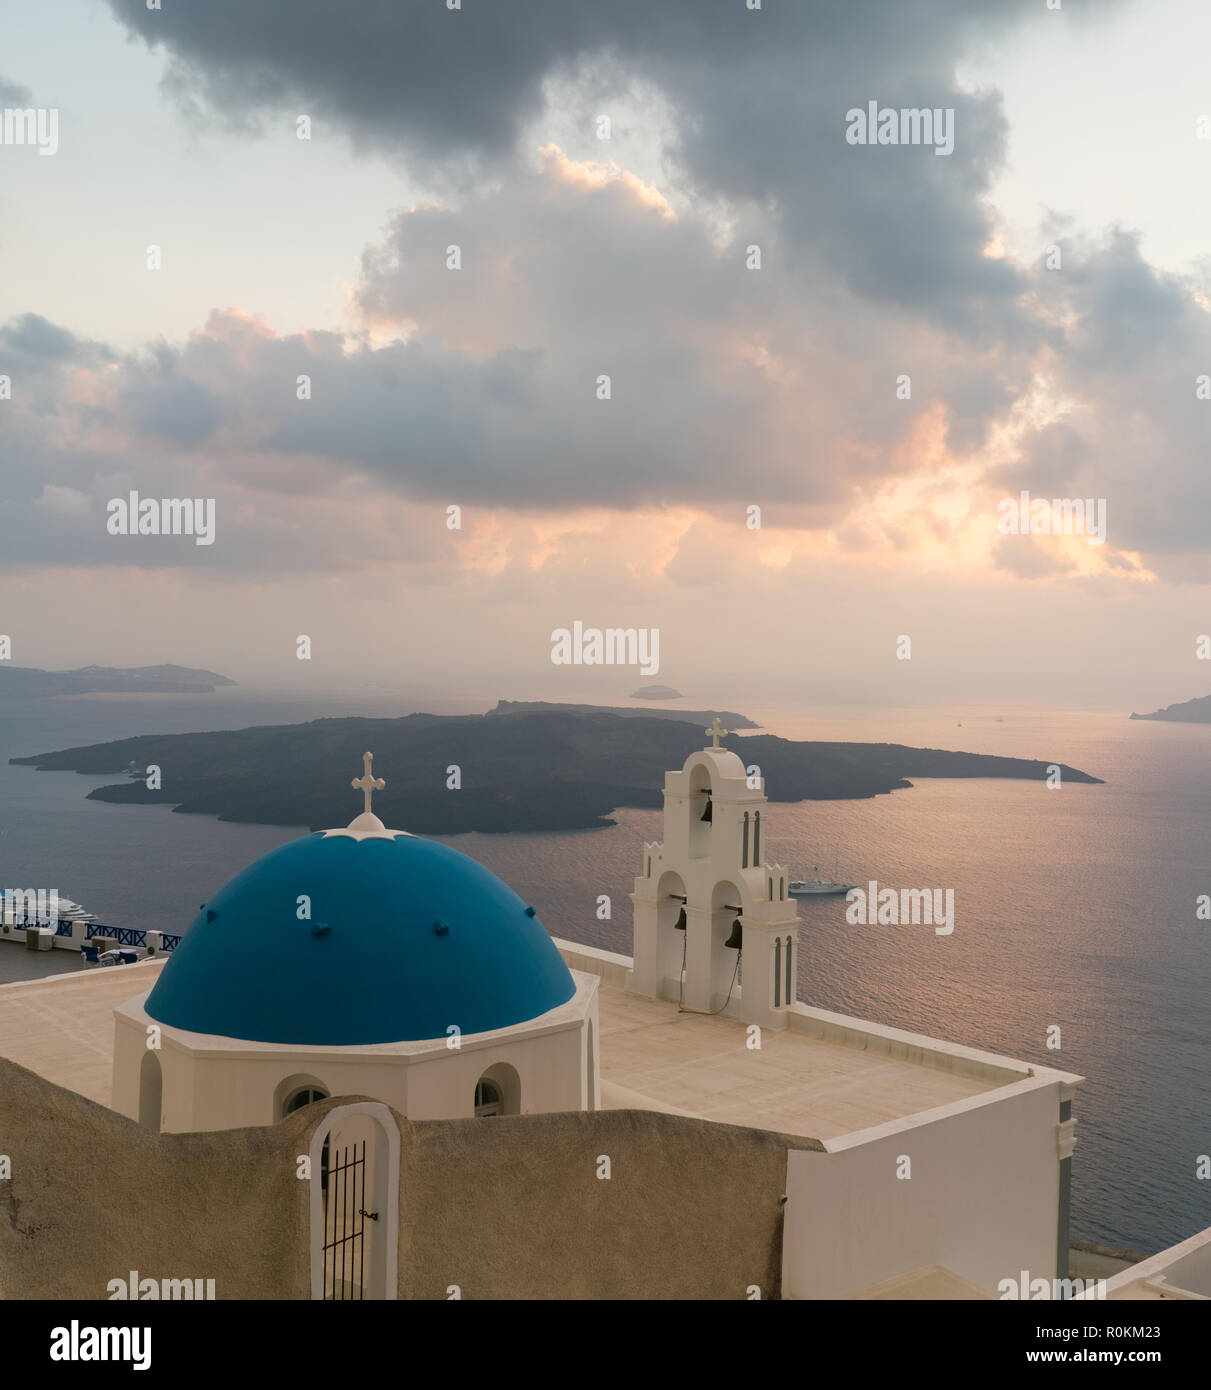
[152, 1022, 588, 1130]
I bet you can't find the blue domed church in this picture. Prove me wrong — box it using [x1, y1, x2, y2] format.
[111, 755, 600, 1133]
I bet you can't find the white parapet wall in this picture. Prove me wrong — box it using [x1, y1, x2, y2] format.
[785, 1000, 1036, 1086]
[555, 938, 1049, 1088]
[782, 1075, 1071, 1299]
[552, 938, 633, 988]
[1076, 1226, 1211, 1300]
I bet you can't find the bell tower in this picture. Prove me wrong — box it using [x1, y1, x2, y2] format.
[628, 720, 800, 1030]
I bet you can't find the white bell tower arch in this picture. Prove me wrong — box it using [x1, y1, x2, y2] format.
[628, 720, 800, 1029]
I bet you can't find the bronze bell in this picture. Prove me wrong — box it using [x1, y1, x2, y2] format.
[724, 917, 743, 950]
[674, 907, 687, 931]
[700, 795, 713, 823]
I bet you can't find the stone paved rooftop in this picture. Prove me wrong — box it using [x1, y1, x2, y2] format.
[594, 975, 1006, 1142]
[1, 948, 1016, 1141]
[0, 957, 166, 1108]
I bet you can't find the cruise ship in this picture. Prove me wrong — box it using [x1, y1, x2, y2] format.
[0, 890, 94, 930]
[787, 855, 857, 897]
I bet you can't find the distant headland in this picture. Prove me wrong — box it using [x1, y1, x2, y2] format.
[0, 664, 236, 696]
[490, 699, 758, 728]
[1129, 693, 1211, 724]
[9, 704, 1103, 835]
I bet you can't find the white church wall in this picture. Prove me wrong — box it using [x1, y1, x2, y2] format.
[111, 1008, 145, 1122]
[112, 1003, 190, 1133]
[782, 1076, 1066, 1299]
[117, 1007, 588, 1133]
[112, 972, 598, 1133]
[189, 1053, 398, 1130]
[403, 1019, 589, 1119]
[156, 1025, 590, 1132]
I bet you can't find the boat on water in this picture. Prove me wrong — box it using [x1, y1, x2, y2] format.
[0, 890, 95, 926]
[787, 853, 857, 897]
[55, 896, 95, 922]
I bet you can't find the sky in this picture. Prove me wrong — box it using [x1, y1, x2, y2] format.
[1, 0, 1209, 712]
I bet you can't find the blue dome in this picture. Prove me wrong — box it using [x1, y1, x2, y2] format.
[145, 830, 576, 1045]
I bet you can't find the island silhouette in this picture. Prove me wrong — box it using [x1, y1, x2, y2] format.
[9, 701, 1103, 835]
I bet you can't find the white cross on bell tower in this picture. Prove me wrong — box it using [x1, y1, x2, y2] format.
[705, 716, 729, 749]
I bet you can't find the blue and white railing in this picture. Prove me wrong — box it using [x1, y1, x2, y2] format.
[1, 915, 180, 955]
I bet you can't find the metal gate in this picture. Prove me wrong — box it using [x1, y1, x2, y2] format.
[322, 1138, 375, 1300]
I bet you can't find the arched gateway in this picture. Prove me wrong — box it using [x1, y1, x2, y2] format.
[309, 1102, 401, 1301]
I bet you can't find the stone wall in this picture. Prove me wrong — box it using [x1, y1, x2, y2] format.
[0, 1058, 311, 1300]
[399, 1107, 819, 1300]
[0, 1058, 819, 1300]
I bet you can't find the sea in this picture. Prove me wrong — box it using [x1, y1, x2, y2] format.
[0, 688, 1207, 1256]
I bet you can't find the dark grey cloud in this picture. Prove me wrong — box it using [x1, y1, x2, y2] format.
[992, 422, 1089, 497]
[1061, 228, 1196, 370]
[101, 2, 808, 161]
[0, 75, 32, 106]
[993, 229, 1211, 564]
[0, 312, 99, 362]
[117, 364, 222, 445]
[104, 0, 1059, 336]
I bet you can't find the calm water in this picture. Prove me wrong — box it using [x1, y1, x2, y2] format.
[1, 692, 1207, 1253]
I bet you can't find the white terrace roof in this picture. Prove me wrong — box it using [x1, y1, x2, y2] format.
[594, 968, 1008, 1140]
[0, 958, 167, 1108]
[562, 941, 1075, 1143]
[0, 942, 1075, 1146]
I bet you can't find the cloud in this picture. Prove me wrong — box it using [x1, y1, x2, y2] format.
[0, 313, 99, 363]
[991, 534, 1078, 580]
[117, 362, 222, 445]
[104, 0, 1053, 335]
[6, 201, 1208, 582]
[0, 75, 33, 106]
[994, 228, 1211, 563]
[10, 0, 1203, 590]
